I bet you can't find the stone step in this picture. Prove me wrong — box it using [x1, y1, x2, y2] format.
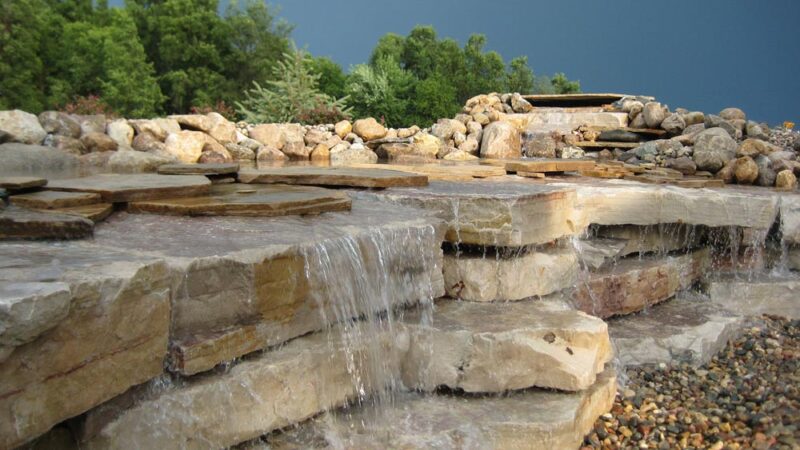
[707, 275, 800, 319]
[549, 179, 782, 231]
[239, 166, 428, 188]
[0, 176, 47, 191]
[442, 246, 578, 301]
[0, 205, 94, 240]
[156, 162, 239, 175]
[402, 299, 612, 392]
[78, 325, 410, 450]
[0, 243, 171, 449]
[572, 248, 710, 318]
[46, 173, 211, 203]
[609, 295, 745, 366]
[9, 190, 101, 209]
[76, 299, 613, 449]
[127, 183, 352, 217]
[91, 199, 445, 376]
[353, 180, 578, 246]
[263, 369, 617, 450]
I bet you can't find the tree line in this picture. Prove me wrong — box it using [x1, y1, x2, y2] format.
[0, 0, 580, 126]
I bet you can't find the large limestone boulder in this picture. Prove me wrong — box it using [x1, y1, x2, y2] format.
[224, 143, 256, 161]
[523, 131, 558, 158]
[279, 124, 308, 159]
[164, 131, 206, 163]
[249, 124, 285, 149]
[75, 114, 106, 135]
[206, 113, 237, 144]
[330, 143, 378, 165]
[642, 101, 667, 128]
[334, 120, 352, 139]
[736, 138, 781, 157]
[81, 132, 118, 153]
[403, 300, 612, 393]
[719, 107, 746, 122]
[692, 127, 737, 172]
[510, 93, 534, 113]
[46, 135, 86, 155]
[352, 117, 387, 141]
[480, 121, 521, 159]
[443, 247, 578, 302]
[411, 132, 443, 159]
[37, 111, 81, 138]
[106, 120, 134, 148]
[0, 110, 47, 144]
[132, 132, 166, 154]
[0, 243, 171, 449]
[776, 169, 798, 190]
[110, 150, 173, 173]
[256, 145, 287, 162]
[0, 143, 79, 177]
[733, 156, 759, 184]
[430, 118, 467, 141]
[129, 118, 180, 141]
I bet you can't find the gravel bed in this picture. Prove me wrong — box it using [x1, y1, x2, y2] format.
[583, 315, 799, 449]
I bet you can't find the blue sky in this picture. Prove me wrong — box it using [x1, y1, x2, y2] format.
[112, 0, 799, 124]
[274, 0, 799, 125]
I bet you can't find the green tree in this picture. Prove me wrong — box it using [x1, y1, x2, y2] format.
[236, 46, 349, 124]
[52, 8, 163, 117]
[407, 75, 459, 126]
[369, 33, 405, 66]
[223, 0, 292, 100]
[344, 56, 413, 127]
[506, 56, 534, 94]
[310, 57, 347, 99]
[551, 72, 581, 94]
[126, 0, 231, 113]
[0, 0, 59, 112]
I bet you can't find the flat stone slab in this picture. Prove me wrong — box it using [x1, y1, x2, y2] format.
[572, 248, 710, 318]
[239, 166, 428, 188]
[781, 194, 800, 245]
[79, 325, 410, 450]
[128, 184, 351, 217]
[46, 174, 211, 203]
[353, 180, 578, 246]
[266, 369, 617, 450]
[0, 206, 93, 240]
[707, 275, 800, 319]
[548, 179, 781, 230]
[156, 162, 239, 175]
[92, 200, 444, 375]
[348, 162, 506, 181]
[443, 246, 578, 301]
[402, 300, 612, 392]
[595, 223, 705, 257]
[0, 242, 170, 448]
[0, 176, 46, 191]
[10, 190, 101, 209]
[36, 203, 114, 222]
[609, 296, 745, 366]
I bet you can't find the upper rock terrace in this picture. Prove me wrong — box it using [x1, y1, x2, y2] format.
[1, 165, 799, 449]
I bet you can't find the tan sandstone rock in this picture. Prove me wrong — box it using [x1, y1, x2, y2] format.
[164, 130, 206, 163]
[352, 117, 387, 141]
[480, 120, 521, 159]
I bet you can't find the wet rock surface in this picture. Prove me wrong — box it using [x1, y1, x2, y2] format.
[0, 205, 94, 240]
[708, 276, 800, 319]
[239, 166, 428, 188]
[47, 173, 211, 202]
[609, 296, 745, 366]
[584, 317, 800, 450]
[265, 369, 617, 450]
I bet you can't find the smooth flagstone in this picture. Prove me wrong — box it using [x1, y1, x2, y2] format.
[442, 246, 578, 301]
[79, 326, 410, 450]
[239, 167, 428, 188]
[790, 247, 800, 271]
[128, 184, 351, 217]
[707, 276, 800, 319]
[781, 194, 800, 244]
[0, 206, 94, 240]
[0, 243, 171, 448]
[352, 180, 578, 246]
[0, 176, 47, 191]
[10, 190, 100, 209]
[573, 237, 628, 270]
[0, 144, 80, 178]
[402, 300, 612, 392]
[572, 248, 710, 318]
[156, 162, 239, 175]
[47, 174, 211, 203]
[35, 203, 114, 223]
[266, 369, 617, 450]
[596, 223, 705, 256]
[549, 179, 781, 230]
[609, 296, 745, 366]
[91, 200, 445, 375]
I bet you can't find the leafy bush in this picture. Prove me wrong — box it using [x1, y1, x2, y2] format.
[235, 46, 350, 124]
[190, 100, 238, 121]
[61, 94, 117, 117]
